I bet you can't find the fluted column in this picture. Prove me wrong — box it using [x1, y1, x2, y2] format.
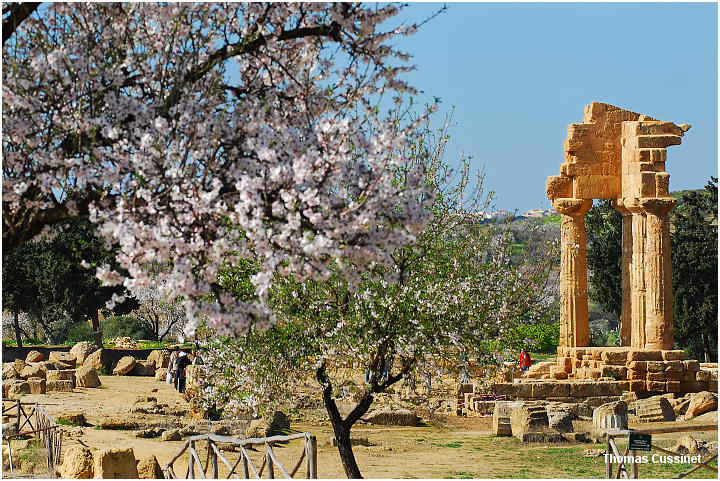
[641, 198, 676, 349]
[553, 198, 593, 347]
[612, 200, 632, 347]
[625, 200, 647, 348]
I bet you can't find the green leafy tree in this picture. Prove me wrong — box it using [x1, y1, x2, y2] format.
[585, 199, 622, 324]
[672, 177, 718, 362]
[199, 122, 558, 478]
[2, 217, 137, 345]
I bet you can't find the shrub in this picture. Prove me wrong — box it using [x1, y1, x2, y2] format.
[101, 315, 152, 340]
[66, 322, 94, 344]
[496, 322, 560, 355]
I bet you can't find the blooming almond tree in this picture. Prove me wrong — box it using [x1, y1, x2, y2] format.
[199, 122, 559, 478]
[3, 3, 434, 335]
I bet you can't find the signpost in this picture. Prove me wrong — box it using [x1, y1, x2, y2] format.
[628, 432, 652, 451]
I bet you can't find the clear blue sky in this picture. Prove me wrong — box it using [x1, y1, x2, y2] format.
[393, 2, 718, 213]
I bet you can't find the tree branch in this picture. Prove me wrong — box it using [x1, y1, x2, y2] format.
[2, 2, 40, 45]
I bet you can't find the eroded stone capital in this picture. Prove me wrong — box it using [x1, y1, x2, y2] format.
[611, 199, 631, 216]
[640, 198, 677, 217]
[552, 198, 593, 216]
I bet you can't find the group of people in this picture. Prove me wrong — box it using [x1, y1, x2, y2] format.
[166, 346, 203, 393]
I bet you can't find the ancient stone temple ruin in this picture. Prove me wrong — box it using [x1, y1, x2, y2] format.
[546, 102, 690, 351]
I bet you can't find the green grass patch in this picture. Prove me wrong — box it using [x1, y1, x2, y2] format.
[541, 213, 561, 225]
[432, 441, 463, 448]
[448, 472, 475, 479]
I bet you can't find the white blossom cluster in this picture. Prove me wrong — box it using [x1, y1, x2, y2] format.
[3, 3, 432, 335]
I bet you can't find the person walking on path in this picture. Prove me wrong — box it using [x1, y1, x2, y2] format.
[519, 348, 532, 372]
[167, 346, 179, 385]
[175, 350, 191, 393]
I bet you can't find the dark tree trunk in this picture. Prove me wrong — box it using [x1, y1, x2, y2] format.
[91, 309, 103, 349]
[702, 333, 710, 363]
[13, 311, 23, 349]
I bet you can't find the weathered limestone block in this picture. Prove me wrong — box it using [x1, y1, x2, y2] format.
[646, 361, 665, 372]
[70, 341, 97, 366]
[49, 351, 76, 369]
[113, 356, 136, 375]
[661, 350, 685, 361]
[601, 366, 627, 380]
[155, 368, 168, 381]
[75, 365, 102, 388]
[21, 363, 47, 380]
[547, 406, 574, 433]
[635, 396, 675, 422]
[683, 360, 700, 372]
[510, 403, 549, 437]
[47, 380, 74, 392]
[665, 371, 683, 381]
[8, 381, 30, 397]
[25, 350, 44, 363]
[666, 381, 683, 393]
[27, 379, 46, 394]
[137, 454, 164, 479]
[695, 370, 712, 382]
[365, 409, 418, 427]
[96, 417, 137, 430]
[2, 363, 19, 380]
[48, 369, 76, 389]
[493, 401, 521, 436]
[14, 359, 26, 373]
[58, 446, 94, 479]
[85, 349, 111, 372]
[569, 381, 622, 398]
[646, 372, 666, 381]
[130, 360, 155, 376]
[493, 382, 532, 398]
[664, 361, 684, 372]
[601, 349, 631, 365]
[626, 380, 646, 392]
[685, 391, 718, 418]
[646, 381, 666, 392]
[93, 448, 139, 478]
[628, 350, 663, 362]
[531, 382, 570, 399]
[592, 401, 628, 433]
[147, 350, 170, 370]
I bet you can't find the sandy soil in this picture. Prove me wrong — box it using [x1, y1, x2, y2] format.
[4, 375, 719, 479]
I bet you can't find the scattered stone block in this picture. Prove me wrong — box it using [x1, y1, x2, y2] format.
[161, 429, 182, 441]
[547, 407, 573, 433]
[147, 350, 171, 370]
[8, 381, 30, 397]
[75, 365, 101, 388]
[130, 360, 155, 376]
[2, 363, 19, 380]
[365, 409, 418, 426]
[69, 341, 96, 366]
[47, 380, 74, 392]
[636, 395, 675, 422]
[85, 348, 111, 372]
[21, 363, 47, 380]
[14, 359, 27, 373]
[93, 448, 139, 478]
[562, 432, 591, 443]
[628, 350, 662, 362]
[57, 412, 86, 426]
[27, 379, 46, 394]
[137, 454, 164, 479]
[96, 417, 137, 430]
[696, 370, 712, 382]
[47, 369, 76, 387]
[685, 391, 717, 418]
[155, 368, 168, 381]
[48, 351, 76, 369]
[25, 350, 44, 363]
[113, 356, 136, 375]
[493, 401, 521, 436]
[519, 432, 565, 443]
[510, 403, 549, 437]
[58, 446, 94, 478]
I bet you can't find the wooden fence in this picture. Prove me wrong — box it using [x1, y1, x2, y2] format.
[2, 399, 63, 473]
[605, 424, 718, 479]
[163, 432, 317, 479]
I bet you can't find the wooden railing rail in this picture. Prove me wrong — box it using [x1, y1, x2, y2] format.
[2, 399, 63, 473]
[162, 432, 317, 479]
[605, 424, 718, 479]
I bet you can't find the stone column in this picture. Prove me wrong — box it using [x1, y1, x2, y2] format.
[625, 200, 647, 348]
[553, 198, 593, 347]
[640, 198, 676, 350]
[612, 200, 632, 347]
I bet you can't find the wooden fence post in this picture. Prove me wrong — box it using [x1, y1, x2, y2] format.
[605, 434, 612, 479]
[630, 449, 637, 479]
[189, 441, 195, 479]
[309, 435, 317, 479]
[265, 443, 274, 479]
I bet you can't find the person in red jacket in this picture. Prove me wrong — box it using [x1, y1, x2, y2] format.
[519, 348, 532, 372]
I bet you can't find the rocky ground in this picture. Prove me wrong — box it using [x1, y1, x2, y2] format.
[2, 372, 718, 478]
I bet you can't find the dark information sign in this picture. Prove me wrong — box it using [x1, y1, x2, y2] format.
[628, 433, 652, 451]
